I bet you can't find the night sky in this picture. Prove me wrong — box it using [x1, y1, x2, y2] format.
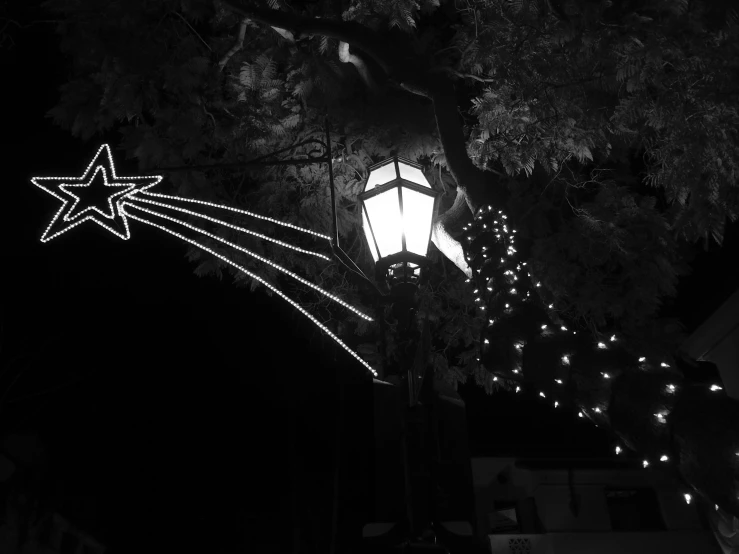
[2, 8, 738, 554]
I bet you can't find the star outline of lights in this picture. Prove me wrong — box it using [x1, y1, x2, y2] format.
[31, 144, 163, 242]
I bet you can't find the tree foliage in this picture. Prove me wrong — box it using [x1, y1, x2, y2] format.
[41, 0, 739, 518]
[40, 0, 739, 385]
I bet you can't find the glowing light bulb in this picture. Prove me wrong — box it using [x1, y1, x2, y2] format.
[493, 376, 498, 381]
[710, 384, 723, 391]
[684, 493, 692, 505]
[667, 384, 676, 392]
[639, 357, 646, 362]
[555, 379, 563, 384]
[548, 304, 554, 309]
[484, 339, 490, 344]
[643, 460, 649, 468]
[541, 324, 548, 330]
[597, 342, 606, 349]
[610, 335, 616, 342]
[615, 446, 622, 455]
[594, 407, 601, 413]
[603, 373, 610, 379]
[539, 392, 546, 398]
[505, 304, 510, 308]
[660, 455, 669, 462]
[561, 356, 570, 365]
[660, 362, 670, 368]
[516, 386, 521, 393]
[578, 412, 583, 418]
[561, 326, 567, 331]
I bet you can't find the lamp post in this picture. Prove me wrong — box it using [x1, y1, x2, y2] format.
[357, 157, 448, 553]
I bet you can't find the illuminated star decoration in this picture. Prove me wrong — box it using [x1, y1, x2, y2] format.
[32, 144, 378, 377]
[31, 144, 162, 242]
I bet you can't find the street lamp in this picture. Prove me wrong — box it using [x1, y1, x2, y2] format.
[358, 156, 440, 296]
[356, 156, 451, 552]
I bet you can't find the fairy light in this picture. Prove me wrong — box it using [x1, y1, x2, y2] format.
[610, 335, 617, 342]
[555, 379, 563, 384]
[142, 190, 331, 240]
[710, 384, 723, 391]
[125, 202, 373, 321]
[602, 373, 611, 379]
[560, 326, 567, 331]
[643, 460, 649, 468]
[666, 384, 676, 393]
[655, 412, 667, 423]
[122, 204, 377, 376]
[131, 195, 331, 260]
[594, 407, 601, 413]
[554, 401, 559, 408]
[660, 362, 670, 368]
[516, 386, 521, 393]
[539, 392, 546, 398]
[660, 455, 669, 462]
[639, 357, 646, 362]
[615, 446, 622, 455]
[684, 493, 692, 505]
[597, 342, 606, 349]
[561, 355, 570, 365]
[541, 324, 548, 330]
[578, 412, 583, 418]
[32, 144, 163, 242]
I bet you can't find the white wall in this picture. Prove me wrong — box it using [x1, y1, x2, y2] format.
[472, 458, 705, 536]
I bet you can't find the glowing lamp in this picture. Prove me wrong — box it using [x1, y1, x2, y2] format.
[359, 156, 439, 292]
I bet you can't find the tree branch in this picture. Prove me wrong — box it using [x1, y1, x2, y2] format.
[219, 17, 249, 70]
[172, 11, 212, 52]
[338, 41, 379, 94]
[218, 0, 509, 274]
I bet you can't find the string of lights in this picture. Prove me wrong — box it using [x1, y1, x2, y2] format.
[125, 199, 373, 322]
[121, 202, 378, 377]
[141, 190, 332, 241]
[131, 195, 332, 260]
[461, 203, 726, 505]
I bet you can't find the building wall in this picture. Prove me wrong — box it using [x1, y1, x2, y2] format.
[472, 458, 707, 539]
[679, 288, 739, 400]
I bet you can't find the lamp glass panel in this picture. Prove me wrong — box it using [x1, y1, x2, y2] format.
[362, 208, 379, 262]
[398, 163, 431, 188]
[363, 188, 403, 259]
[365, 161, 398, 191]
[401, 187, 435, 257]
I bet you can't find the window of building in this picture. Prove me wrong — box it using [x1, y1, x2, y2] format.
[605, 488, 665, 531]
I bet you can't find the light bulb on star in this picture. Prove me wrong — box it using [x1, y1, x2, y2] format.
[32, 144, 162, 242]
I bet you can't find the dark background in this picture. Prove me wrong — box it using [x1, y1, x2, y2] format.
[1, 7, 738, 554]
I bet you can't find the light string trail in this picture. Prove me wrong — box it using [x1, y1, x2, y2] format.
[141, 191, 332, 241]
[121, 203, 378, 377]
[131, 195, 332, 260]
[124, 200, 373, 322]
